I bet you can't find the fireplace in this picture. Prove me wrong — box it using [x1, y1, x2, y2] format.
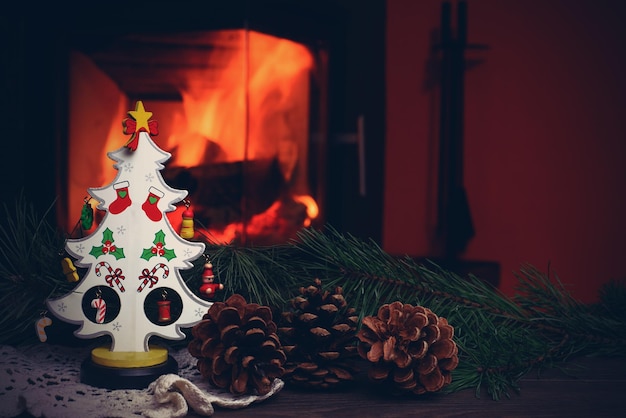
[61, 6, 333, 245]
[45, 1, 385, 246]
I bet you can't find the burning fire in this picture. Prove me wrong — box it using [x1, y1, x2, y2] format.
[172, 192, 320, 245]
[68, 29, 320, 244]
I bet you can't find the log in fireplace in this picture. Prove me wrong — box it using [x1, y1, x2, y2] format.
[49, 1, 385, 246]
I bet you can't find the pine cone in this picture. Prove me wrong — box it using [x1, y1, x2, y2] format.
[357, 301, 459, 395]
[278, 278, 359, 389]
[188, 294, 286, 395]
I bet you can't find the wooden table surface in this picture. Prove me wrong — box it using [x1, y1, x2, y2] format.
[194, 356, 626, 418]
[12, 355, 626, 417]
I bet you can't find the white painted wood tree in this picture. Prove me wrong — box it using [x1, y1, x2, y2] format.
[48, 101, 212, 353]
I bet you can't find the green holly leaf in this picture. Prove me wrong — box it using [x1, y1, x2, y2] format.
[153, 230, 166, 245]
[141, 247, 157, 261]
[162, 248, 176, 261]
[90, 245, 104, 258]
[102, 227, 114, 244]
[110, 247, 125, 260]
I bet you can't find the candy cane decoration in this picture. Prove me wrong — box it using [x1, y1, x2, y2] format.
[35, 314, 53, 342]
[137, 263, 169, 292]
[95, 261, 125, 292]
[91, 296, 107, 324]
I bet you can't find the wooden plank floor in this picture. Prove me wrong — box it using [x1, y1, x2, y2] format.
[189, 356, 626, 418]
[11, 356, 626, 417]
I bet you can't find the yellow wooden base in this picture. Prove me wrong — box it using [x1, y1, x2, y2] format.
[91, 346, 169, 368]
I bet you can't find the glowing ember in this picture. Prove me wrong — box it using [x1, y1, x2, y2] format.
[167, 192, 319, 245]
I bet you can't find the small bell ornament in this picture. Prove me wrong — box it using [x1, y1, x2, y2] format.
[180, 200, 195, 239]
[199, 260, 223, 300]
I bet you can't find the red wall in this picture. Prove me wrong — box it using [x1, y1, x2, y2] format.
[383, 0, 626, 303]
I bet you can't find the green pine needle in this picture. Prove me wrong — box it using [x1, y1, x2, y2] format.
[1, 201, 625, 401]
[0, 194, 74, 345]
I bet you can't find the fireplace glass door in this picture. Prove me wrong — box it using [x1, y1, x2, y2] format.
[65, 28, 328, 245]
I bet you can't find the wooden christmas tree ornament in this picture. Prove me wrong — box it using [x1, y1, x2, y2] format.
[47, 101, 212, 389]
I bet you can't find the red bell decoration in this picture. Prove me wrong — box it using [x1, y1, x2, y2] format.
[157, 290, 171, 322]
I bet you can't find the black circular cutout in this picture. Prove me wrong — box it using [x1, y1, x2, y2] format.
[82, 286, 121, 324]
[143, 287, 182, 326]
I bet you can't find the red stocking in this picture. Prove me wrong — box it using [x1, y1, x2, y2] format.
[109, 181, 132, 214]
[142, 187, 164, 222]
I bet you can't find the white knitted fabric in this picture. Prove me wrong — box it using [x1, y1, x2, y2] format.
[0, 344, 283, 418]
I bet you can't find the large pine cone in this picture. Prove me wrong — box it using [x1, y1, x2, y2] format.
[278, 278, 359, 389]
[188, 294, 286, 395]
[357, 301, 459, 395]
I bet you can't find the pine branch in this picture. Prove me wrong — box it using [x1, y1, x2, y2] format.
[195, 225, 626, 400]
[206, 242, 300, 308]
[2, 201, 626, 401]
[513, 265, 626, 357]
[0, 194, 74, 345]
[194, 227, 542, 400]
[283, 227, 626, 398]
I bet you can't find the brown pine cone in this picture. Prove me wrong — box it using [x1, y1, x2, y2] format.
[357, 301, 459, 395]
[188, 294, 286, 395]
[277, 278, 359, 389]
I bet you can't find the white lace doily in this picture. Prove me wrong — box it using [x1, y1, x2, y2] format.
[0, 344, 283, 418]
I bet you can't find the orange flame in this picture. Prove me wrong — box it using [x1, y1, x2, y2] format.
[68, 29, 318, 244]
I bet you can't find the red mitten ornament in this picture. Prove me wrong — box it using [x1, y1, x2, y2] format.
[142, 187, 164, 222]
[109, 181, 132, 215]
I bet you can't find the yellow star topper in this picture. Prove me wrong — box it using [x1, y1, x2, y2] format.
[128, 101, 152, 132]
[122, 100, 159, 151]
